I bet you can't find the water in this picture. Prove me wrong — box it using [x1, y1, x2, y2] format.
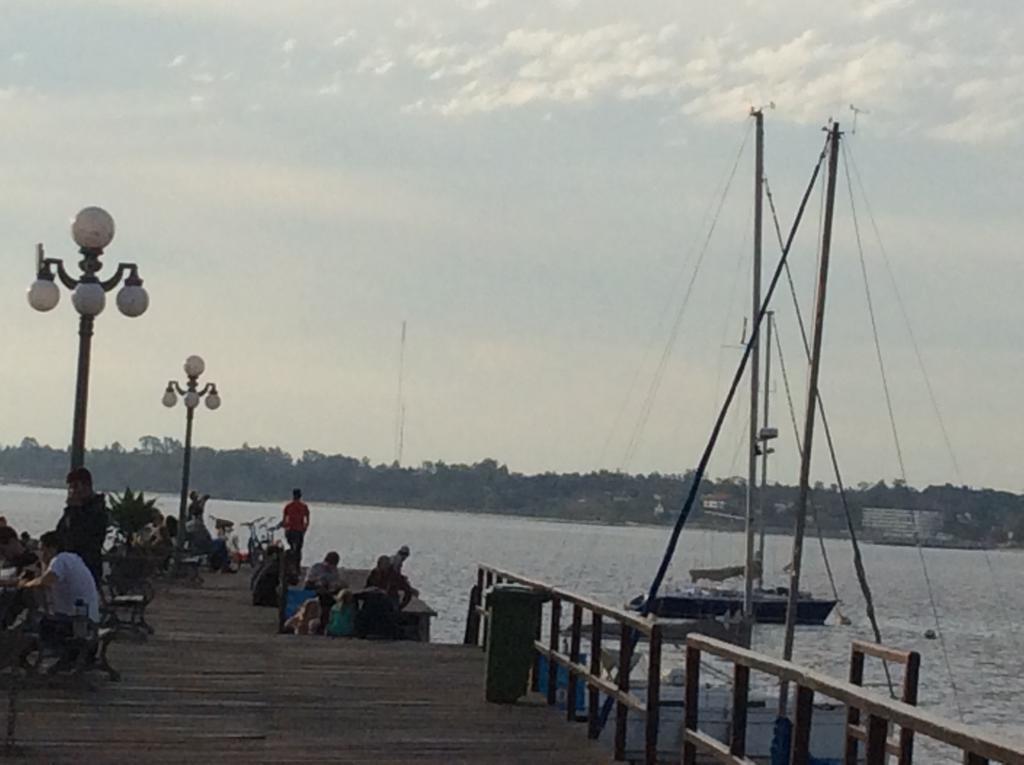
[6, 483, 1022, 744]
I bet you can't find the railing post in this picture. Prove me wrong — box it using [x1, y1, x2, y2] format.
[614, 623, 633, 761]
[546, 597, 561, 705]
[475, 568, 485, 647]
[481, 570, 494, 649]
[682, 643, 700, 765]
[731, 663, 750, 757]
[865, 714, 888, 765]
[899, 651, 921, 765]
[531, 600, 543, 694]
[845, 644, 865, 765]
[567, 604, 583, 722]
[791, 685, 815, 765]
[587, 613, 603, 739]
[645, 624, 661, 765]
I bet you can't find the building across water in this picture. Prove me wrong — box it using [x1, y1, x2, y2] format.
[861, 506, 984, 549]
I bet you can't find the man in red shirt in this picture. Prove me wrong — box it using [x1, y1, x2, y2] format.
[281, 488, 310, 561]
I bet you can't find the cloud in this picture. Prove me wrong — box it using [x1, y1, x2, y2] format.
[859, 0, 914, 21]
[332, 31, 356, 47]
[357, 50, 395, 76]
[281, 38, 297, 53]
[168, 54, 187, 67]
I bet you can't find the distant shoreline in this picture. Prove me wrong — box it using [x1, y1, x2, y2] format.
[2, 479, 1013, 551]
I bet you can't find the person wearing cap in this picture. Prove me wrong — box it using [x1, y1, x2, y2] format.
[391, 545, 410, 573]
[55, 467, 108, 583]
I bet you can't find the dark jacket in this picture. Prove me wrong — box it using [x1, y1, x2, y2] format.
[56, 493, 108, 582]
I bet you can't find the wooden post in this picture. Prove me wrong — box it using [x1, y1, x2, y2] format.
[845, 645, 866, 765]
[899, 651, 921, 765]
[865, 714, 888, 765]
[474, 568, 485, 646]
[614, 624, 633, 761]
[791, 685, 815, 765]
[645, 625, 662, 765]
[567, 604, 583, 723]
[481, 570, 493, 649]
[546, 598, 561, 705]
[531, 602, 543, 694]
[464, 583, 482, 646]
[588, 613, 603, 739]
[682, 644, 700, 765]
[731, 663, 750, 757]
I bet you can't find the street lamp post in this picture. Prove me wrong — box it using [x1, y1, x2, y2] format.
[27, 207, 150, 470]
[162, 355, 221, 567]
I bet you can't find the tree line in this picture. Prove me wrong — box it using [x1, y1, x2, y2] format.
[2, 436, 1022, 543]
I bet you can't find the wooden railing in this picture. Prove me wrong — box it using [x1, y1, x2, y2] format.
[682, 634, 1024, 765]
[468, 564, 663, 764]
[845, 640, 920, 764]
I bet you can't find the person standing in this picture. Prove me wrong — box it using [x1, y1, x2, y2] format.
[187, 491, 210, 522]
[281, 489, 310, 562]
[56, 467, 108, 584]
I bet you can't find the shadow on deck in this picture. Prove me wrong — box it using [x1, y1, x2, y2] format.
[10, 574, 610, 764]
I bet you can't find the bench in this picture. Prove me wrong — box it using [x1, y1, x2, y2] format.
[0, 621, 119, 754]
[102, 592, 153, 640]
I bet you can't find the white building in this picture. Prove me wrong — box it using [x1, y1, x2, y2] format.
[861, 507, 943, 543]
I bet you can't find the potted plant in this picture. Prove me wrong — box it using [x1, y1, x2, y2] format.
[108, 488, 161, 580]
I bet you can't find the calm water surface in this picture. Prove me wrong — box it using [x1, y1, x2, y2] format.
[3, 483, 1021, 746]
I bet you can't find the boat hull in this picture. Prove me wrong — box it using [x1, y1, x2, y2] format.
[640, 593, 836, 625]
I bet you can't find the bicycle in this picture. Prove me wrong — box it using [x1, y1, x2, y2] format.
[240, 517, 278, 569]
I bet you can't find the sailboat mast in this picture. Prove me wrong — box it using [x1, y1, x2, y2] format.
[393, 320, 407, 466]
[743, 109, 764, 620]
[777, 122, 841, 716]
[756, 310, 773, 587]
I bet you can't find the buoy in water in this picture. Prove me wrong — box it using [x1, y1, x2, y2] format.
[924, 629, 937, 640]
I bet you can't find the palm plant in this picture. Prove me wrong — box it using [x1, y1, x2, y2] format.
[108, 487, 160, 547]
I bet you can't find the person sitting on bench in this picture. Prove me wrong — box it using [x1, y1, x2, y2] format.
[19, 531, 99, 669]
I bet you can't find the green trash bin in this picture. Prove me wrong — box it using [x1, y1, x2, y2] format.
[484, 583, 545, 703]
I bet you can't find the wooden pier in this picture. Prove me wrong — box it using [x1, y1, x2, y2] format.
[7, 574, 610, 764]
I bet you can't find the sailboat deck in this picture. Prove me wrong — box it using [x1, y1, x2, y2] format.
[7, 574, 611, 764]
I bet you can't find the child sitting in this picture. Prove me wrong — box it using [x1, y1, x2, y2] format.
[284, 598, 321, 635]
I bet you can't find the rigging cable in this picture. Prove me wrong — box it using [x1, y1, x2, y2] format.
[619, 125, 753, 471]
[848, 138, 1024, 706]
[772, 323, 849, 627]
[843, 144, 962, 481]
[841, 142, 965, 720]
[596, 132, 831, 736]
[764, 174, 895, 697]
[642, 133, 830, 616]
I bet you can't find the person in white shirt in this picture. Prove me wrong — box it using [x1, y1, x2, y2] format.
[20, 531, 100, 666]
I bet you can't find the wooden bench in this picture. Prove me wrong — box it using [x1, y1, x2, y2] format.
[0, 621, 119, 754]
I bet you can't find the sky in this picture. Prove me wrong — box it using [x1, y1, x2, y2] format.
[1, 0, 1022, 491]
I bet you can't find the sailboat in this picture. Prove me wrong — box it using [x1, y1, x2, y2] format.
[627, 110, 837, 631]
[601, 116, 857, 762]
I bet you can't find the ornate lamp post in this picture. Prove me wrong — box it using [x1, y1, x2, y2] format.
[27, 207, 150, 470]
[162, 355, 221, 565]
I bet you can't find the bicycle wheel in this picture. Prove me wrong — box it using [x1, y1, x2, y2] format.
[249, 542, 264, 570]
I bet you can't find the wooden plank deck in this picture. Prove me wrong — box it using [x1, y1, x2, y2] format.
[10, 574, 611, 764]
